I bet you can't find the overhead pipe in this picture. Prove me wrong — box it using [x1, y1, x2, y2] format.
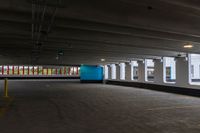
[36, 0, 47, 44]
[31, 0, 61, 63]
[31, 0, 36, 43]
[31, 0, 47, 63]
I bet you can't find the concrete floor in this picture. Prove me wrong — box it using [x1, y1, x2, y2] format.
[0, 80, 200, 133]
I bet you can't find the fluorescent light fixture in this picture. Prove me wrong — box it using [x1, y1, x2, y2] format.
[184, 44, 193, 48]
[101, 58, 105, 61]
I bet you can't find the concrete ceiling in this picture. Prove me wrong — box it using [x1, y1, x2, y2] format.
[0, 0, 200, 65]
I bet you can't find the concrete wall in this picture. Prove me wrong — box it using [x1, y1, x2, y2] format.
[105, 56, 200, 90]
[125, 63, 131, 81]
[154, 59, 164, 84]
[116, 64, 120, 80]
[137, 60, 146, 82]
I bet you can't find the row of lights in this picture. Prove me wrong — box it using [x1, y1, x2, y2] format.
[184, 43, 193, 48]
[100, 43, 193, 62]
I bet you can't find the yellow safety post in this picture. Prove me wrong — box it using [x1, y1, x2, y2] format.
[4, 78, 9, 98]
[0, 78, 13, 117]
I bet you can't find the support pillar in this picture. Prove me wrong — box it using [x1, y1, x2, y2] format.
[175, 57, 189, 87]
[120, 63, 125, 80]
[111, 64, 116, 79]
[108, 65, 112, 80]
[154, 59, 164, 84]
[125, 62, 132, 81]
[138, 60, 146, 82]
[116, 64, 120, 80]
[4, 78, 9, 98]
[104, 65, 108, 80]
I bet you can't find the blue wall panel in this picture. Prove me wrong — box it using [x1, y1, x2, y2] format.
[80, 65, 103, 81]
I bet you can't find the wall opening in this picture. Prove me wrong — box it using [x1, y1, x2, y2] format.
[132, 61, 138, 81]
[145, 59, 154, 82]
[163, 57, 176, 83]
[189, 54, 200, 84]
[0, 65, 80, 77]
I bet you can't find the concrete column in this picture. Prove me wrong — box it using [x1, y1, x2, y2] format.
[154, 59, 164, 84]
[108, 65, 112, 80]
[125, 62, 132, 81]
[175, 57, 189, 87]
[120, 63, 125, 80]
[116, 64, 120, 80]
[104, 65, 108, 79]
[130, 61, 134, 81]
[111, 64, 116, 79]
[138, 60, 146, 82]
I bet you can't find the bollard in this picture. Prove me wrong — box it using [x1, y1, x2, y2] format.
[4, 78, 9, 98]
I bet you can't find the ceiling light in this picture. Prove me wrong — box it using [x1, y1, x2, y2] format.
[101, 59, 105, 62]
[184, 43, 193, 48]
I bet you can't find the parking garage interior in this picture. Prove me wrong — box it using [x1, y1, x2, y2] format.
[1, 0, 200, 133]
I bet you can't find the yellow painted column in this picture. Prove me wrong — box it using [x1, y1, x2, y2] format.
[4, 78, 9, 98]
